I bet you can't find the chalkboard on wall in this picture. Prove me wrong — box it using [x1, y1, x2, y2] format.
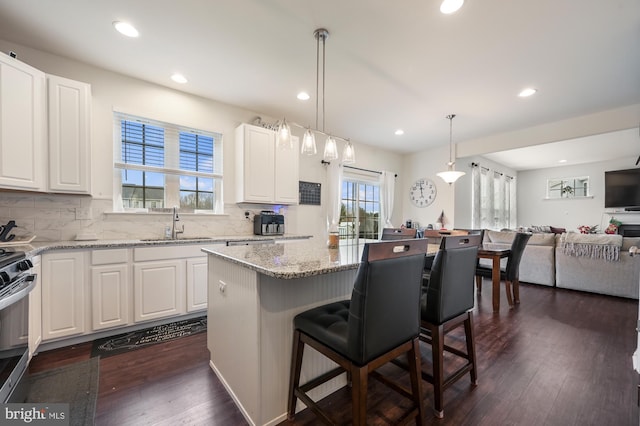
[299, 181, 321, 205]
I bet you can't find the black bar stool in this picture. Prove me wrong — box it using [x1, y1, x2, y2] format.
[287, 239, 428, 425]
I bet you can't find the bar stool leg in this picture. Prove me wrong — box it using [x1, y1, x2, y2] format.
[287, 329, 304, 420]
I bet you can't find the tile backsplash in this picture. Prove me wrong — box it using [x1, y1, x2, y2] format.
[0, 192, 271, 241]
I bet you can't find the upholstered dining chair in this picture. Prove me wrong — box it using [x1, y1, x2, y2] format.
[475, 232, 532, 306]
[287, 239, 428, 426]
[419, 234, 481, 418]
[381, 227, 418, 240]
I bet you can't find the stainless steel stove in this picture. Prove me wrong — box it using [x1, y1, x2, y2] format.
[0, 249, 37, 403]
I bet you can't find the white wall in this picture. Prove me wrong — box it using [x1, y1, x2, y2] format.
[0, 39, 404, 242]
[517, 158, 640, 232]
[401, 144, 456, 229]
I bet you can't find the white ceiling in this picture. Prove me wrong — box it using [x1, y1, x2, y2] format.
[482, 127, 640, 171]
[0, 0, 638, 160]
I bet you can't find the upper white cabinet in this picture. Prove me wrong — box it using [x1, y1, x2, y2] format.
[0, 52, 46, 191]
[47, 74, 91, 194]
[235, 123, 299, 204]
[0, 52, 91, 194]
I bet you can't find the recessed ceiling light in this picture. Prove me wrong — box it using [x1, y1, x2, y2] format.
[518, 88, 537, 97]
[440, 0, 464, 14]
[113, 21, 139, 38]
[297, 92, 310, 101]
[395, 129, 404, 136]
[559, 159, 567, 163]
[171, 73, 188, 84]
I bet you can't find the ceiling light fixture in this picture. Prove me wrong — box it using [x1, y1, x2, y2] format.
[440, 0, 464, 14]
[518, 88, 537, 97]
[274, 28, 355, 163]
[395, 129, 405, 136]
[113, 21, 139, 38]
[436, 114, 466, 184]
[171, 73, 188, 84]
[297, 92, 310, 101]
[276, 117, 292, 149]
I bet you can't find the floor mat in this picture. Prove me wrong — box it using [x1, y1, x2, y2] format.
[26, 357, 99, 426]
[91, 316, 207, 358]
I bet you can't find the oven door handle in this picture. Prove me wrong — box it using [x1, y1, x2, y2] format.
[0, 273, 36, 311]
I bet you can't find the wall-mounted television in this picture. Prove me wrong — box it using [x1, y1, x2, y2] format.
[604, 168, 640, 209]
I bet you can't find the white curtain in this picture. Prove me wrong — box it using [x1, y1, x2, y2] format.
[472, 164, 516, 230]
[326, 161, 343, 234]
[378, 171, 395, 237]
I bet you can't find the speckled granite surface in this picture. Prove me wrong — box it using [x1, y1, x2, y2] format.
[203, 240, 362, 279]
[1, 234, 311, 258]
[203, 241, 441, 280]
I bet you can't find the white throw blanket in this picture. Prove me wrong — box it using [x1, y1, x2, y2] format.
[562, 233, 622, 261]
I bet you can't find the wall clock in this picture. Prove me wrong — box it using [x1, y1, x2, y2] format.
[409, 178, 437, 207]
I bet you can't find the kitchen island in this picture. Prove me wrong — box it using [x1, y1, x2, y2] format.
[203, 240, 361, 426]
[203, 240, 437, 426]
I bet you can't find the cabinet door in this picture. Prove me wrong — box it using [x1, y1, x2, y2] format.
[236, 124, 275, 203]
[134, 260, 185, 322]
[47, 74, 91, 194]
[274, 135, 299, 204]
[42, 252, 85, 340]
[186, 258, 207, 312]
[0, 52, 46, 191]
[29, 256, 42, 358]
[91, 264, 130, 330]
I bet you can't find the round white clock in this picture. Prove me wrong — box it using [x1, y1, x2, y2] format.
[409, 178, 437, 207]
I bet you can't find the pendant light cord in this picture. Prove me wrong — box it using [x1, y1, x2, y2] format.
[446, 114, 456, 165]
[315, 33, 320, 131]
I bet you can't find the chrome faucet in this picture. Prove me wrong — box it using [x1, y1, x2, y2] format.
[171, 206, 184, 239]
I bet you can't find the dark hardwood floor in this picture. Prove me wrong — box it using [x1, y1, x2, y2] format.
[29, 281, 639, 425]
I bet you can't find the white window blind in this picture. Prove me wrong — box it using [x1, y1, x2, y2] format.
[113, 112, 223, 212]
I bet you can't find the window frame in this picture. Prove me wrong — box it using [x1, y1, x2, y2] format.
[113, 112, 223, 213]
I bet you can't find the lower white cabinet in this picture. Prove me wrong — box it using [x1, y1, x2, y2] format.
[29, 255, 42, 358]
[134, 260, 185, 322]
[90, 248, 130, 331]
[187, 258, 208, 312]
[42, 251, 86, 340]
[39, 244, 212, 343]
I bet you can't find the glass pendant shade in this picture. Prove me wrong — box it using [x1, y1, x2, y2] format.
[342, 141, 355, 164]
[276, 118, 292, 149]
[301, 128, 317, 155]
[323, 136, 338, 161]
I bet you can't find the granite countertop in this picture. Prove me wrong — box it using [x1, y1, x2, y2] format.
[1, 234, 312, 258]
[202, 241, 441, 280]
[202, 240, 362, 279]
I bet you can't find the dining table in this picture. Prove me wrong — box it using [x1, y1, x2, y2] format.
[477, 246, 511, 312]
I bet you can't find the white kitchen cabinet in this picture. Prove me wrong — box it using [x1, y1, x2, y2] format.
[0, 52, 46, 191]
[186, 257, 208, 312]
[134, 259, 185, 322]
[42, 251, 86, 341]
[47, 74, 91, 194]
[235, 123, 299, 204]
[90, 249, 130, 331]
[28, 255, 42, 358]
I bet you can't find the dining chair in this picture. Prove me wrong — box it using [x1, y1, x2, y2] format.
[475, 232, 532, 306]
[287, 238, 428, 425]
[381, 227, 418, 240]
[419, 234, 481, 418]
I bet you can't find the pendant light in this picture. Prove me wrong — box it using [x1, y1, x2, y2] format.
[301, 127, 317, 155]
[342, 140, 355, 164]
[276, 117, 292, 149]
[436, 114, 465, 184]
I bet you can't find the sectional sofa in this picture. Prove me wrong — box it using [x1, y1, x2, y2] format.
[479, 230, 640, 299]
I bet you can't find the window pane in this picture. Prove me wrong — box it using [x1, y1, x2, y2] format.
[122, 169, 143, 186]
[180, 191, 197, 209]
[197, 192, 214, 210]
[197, 178, 214, 191]
[145, 172, 164, 188]
[180, 176, 197, 191]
